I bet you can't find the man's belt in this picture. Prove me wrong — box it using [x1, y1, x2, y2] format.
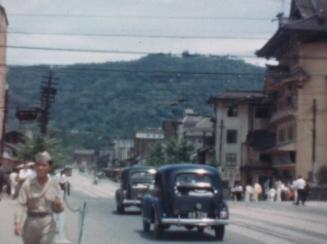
[27, 211, 51, 218]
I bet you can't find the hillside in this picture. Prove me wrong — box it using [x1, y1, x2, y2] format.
[7, 53, 264, 147]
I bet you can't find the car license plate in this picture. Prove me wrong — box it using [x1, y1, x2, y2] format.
[188, 212, 207, 218]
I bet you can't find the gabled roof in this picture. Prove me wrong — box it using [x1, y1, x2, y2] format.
[257, 0, 327, 58]
[290, 0, 327, 19]
[0, 5, 8, 26]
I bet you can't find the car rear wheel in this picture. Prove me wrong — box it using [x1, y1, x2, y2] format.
[117, 204, 124, 214]
[154, 210, 163, 239]
[214, 225, 225, 241]
[197, 227, 204, 234]
[185, 225, 194, 231]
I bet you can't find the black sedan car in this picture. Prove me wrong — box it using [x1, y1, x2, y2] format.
[115, 165, 156, 213]
[142, 164, 229, 240]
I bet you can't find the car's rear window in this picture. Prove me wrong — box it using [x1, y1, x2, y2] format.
[131, 171, 155, 182]
[175, 173, 212, 187]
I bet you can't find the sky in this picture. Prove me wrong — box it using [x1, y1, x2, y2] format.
[0, 0, 291, 66]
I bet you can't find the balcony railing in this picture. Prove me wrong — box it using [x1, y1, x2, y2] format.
[269, 108, 296, 124]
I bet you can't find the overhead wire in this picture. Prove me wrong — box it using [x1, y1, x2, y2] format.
[5, 31, 270, 40]
[7, 13, 274, 21]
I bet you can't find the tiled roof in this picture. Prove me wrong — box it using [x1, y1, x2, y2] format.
[257, 0, 327, 58]
[208, 90, 265, 103]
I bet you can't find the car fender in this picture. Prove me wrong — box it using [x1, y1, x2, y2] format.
[142, 194, 163, 223]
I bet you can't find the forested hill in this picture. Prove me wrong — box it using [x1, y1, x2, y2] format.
[7, 53, 264, 140]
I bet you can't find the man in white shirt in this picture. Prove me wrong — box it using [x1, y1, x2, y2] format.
[294, 176, 306, 206]
[9, 169, 18, 199]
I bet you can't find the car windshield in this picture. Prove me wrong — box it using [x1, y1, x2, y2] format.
[175, 173, 212, 187]
[130, 171, 155, 183]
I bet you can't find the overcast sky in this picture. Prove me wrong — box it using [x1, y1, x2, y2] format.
[0, 0, 291, 66]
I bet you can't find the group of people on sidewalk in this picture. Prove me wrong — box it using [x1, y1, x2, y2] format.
[230, 176, 309, 205]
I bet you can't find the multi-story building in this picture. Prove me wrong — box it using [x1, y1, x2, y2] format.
[0, 5, 8, 161]
[134, 128, 164, 162]
[208, 91, 268, 186]
[112, 139, 134, 164]
[257, 0, 327, 182]
[177, 109, 214, 164]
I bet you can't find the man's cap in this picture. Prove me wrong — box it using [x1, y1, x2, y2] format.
[35, 151, 51, 163]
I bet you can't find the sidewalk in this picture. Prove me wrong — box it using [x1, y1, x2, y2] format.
[0, 197, 21, 244]
[0, 171, 117, 244]
[0, 195, 79, 244]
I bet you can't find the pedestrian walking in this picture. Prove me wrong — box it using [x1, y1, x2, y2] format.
[245, 184, 253, 202]
[275, 180, 283, 202]
[9, 169, 18, 199]
[294, 176, 306, 206]
[0, 167, 4, 201]
[267, 188, 276, 202]
[14, 151, 64, 244]
[253, 182, 262, 202]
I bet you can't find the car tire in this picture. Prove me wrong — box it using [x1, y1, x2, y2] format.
[197, 227, 204, 234]
[117, 204, 124, 214]
[185, 225, 194, 231]
[154, 210, 163, 239]
[214, 225, 225, 241]
[143, 219, 150, 232]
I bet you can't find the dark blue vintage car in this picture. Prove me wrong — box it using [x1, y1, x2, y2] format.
[115, 165, 156, 213]
[142, 164, 229, 240]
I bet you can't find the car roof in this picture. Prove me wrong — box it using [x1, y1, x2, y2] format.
[122, 165, 155, 173]
[158, 163, 219, 176]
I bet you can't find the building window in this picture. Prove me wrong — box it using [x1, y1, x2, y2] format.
[227, 105, 238, 117]
[226, 130, 237, 144]
[225, 153, 237, 166]
[278, 128, 285, 142]
[255, 106, 269, 118]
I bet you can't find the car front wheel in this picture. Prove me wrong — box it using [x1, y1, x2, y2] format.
[214, 225, 225, 241]
[143, 219, 150, 232]
[154, 210, 163, 239]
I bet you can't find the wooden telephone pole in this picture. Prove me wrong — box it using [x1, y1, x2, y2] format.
[39, 70, 58, 135]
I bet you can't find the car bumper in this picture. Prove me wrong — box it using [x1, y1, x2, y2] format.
[122, 199, 141, 206]
[161, 217, 229, 226]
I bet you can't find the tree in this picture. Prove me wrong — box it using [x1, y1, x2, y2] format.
[18, 134, 66, 169]
[146, 142, 165, 166]
[146, 138, 194, 166]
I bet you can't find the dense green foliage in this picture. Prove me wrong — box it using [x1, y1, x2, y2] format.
[7, 54, 264, 150]
[146, 139, 194, 166]
[18, 134, 66, 169]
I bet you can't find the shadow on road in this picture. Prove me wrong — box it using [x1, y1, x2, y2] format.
[111, 210, 141, 216]
[136, 229, 217, 242]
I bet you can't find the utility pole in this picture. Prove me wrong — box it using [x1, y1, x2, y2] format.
[218, 119, 224, 166]
[0, 84, 8, 164]
[312, 99, 317, 184]
[39, 70, 58, 135]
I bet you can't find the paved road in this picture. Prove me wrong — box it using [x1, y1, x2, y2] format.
[66, 172, 327, 244]
[1, 172, 327, 244]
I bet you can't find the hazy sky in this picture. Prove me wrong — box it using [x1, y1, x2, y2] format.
[0, 0, 291, 65]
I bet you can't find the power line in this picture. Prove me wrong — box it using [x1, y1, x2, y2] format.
[7, 13, 273, 21]
[6, 31, 270, 40]
[1, 44, 264, 59]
